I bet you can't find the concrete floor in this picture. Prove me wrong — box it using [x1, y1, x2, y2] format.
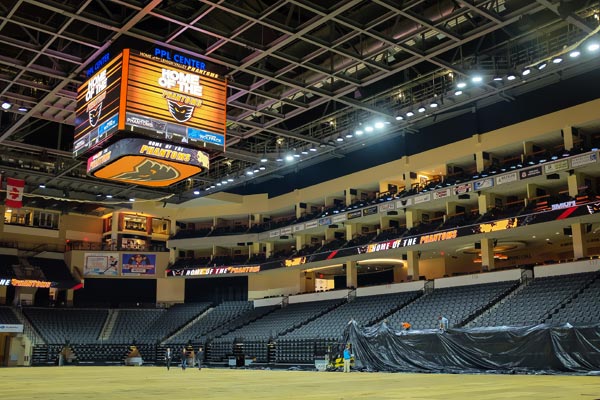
[0, 367, 598, 400]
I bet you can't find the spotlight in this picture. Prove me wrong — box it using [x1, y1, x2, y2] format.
[260, 157, 268, 163]
[364, 126, 374, 132]
[39, 184, 46, 188]
[456, 81, 467, 89]
[253, 168, 260, 172]
[1, 102, 11, 110]
[406, 111, 414, 117]
[285, 155, 294, 161]
[471, 75, 483, 83]
[587, 42, 600, 52]
[374, 121, 385, 129]
[336, 136, 344, 142]
[417, 107, 426, 113]
[309, 146, 317, 152]
[355, 129, 364, 135]
[293, 153, 300, 158]
[429, 102, 438, 108]
[569, 50, 580, 58]
[537, 62, 547, 70]
[210, 185, 216, 189]
[493, 75, 503, 81]
[454, 90, 463, 96]
[345, 132, 353, 138]
[522, 68, 531, 76]
[301, 149, 309, 154]
[552, 57, 562, 64]
[129, 198, 135, 202]
[17, 106, 28, 112]
[216, 182, 222, 186]
[106, 195, 113, 199]
[259, 166, 266, 170]
[395, 115, 403, 121]
[221, 180, 228, 184]
[227, 178, 234, 182]
[507, 73, 516, 81]
[193, 190, 200, 195]
[246, 171, 254, 175]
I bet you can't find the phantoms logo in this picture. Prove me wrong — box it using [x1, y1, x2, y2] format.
[158, 68, 203, 123]
[112, 159, 180, 182]
[86, 68, 107, 127]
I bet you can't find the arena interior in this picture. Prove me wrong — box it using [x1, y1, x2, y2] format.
[1, 0, 600, 398]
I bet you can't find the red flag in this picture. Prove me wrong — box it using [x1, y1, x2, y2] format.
[6, 178, 25, 208]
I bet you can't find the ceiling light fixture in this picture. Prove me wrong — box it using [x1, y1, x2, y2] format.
[454, 90, 463, 96]
[569, 50, 580, 58]
[552, 56, 563, 64]
[406, 111, 414, 117]
[1, 101, 11, 110]
[522, 68, 531, 76]
[456, 81, 467, 89]
[374, 121, 385, 129]
[417, 106, 426, 113]
[471, 75, 483, 83]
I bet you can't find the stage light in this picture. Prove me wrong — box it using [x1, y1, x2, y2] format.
[569, 50, 581, 58]
[1, 101, 11, 110]
[395, 115, 403, 121]
[193, 190, 200, 195]
[374, 121, 385, 129]
[522, 68, 531, 76]
[456, 81, 467, 89]
[537, 62, 547, 70]
[454, 90, 463, 96]
[417, 107, 426, 113]
[406, 111, 414, 117]
[552, 57, 562, 64]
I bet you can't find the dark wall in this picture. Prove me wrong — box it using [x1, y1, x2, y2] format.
[185, 276, 248, 303]
[73, 278, 157, 307]
[334, 269, 395, 289]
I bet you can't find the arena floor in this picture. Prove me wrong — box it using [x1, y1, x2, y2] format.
[0, 366, 598, 399]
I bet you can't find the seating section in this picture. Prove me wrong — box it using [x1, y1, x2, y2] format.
[107, 309, 164, 344]
[0, 306, 20, 324]
[137, 302, 212, 343]
[24, 308, 108, 344]
[388, 281, 516, 329]
[547, 275, 600, 324]
[166, 301, 253, 344]
[473, 272, 597, 327]
[0, 254, 19, 278]
[282, 291, 420, 339]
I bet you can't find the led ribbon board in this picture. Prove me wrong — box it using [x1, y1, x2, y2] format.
[87, 138, 209, 187]
[74, 49, 227, 157]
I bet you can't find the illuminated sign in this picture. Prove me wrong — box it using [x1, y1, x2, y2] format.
[166, 265, 260, 276]
[551, 200, 576, 210]
[476, 218, 517, 233]
[87, 138, 209, 187]
[11, 279, 52, 288]
[419, 230, 458, 244]
[74, 49, 227, 157]
[86, 52, 111, 77]
[285, 257, 307, 267]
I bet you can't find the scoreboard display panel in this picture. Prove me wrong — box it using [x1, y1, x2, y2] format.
[74, 49, 227, 158]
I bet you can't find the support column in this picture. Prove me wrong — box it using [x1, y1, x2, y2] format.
[406, 250, 419, 281]
[345, 261, 357, 289]
[66, 289, 74, 307]
[563, 125, 575, 151]
[474, 151, 488, 173]
[393, 265, 405, 283]
[567, 172, 583, 197]
[345, 189, 355, 206]
[480, 238, 495, 271]
[345, 224, 356, 242]
[477, 192, 491, 216]
[571, 222, 587, 260]
[304, 271, 316, 292]
[405, 210, 419, 229]
[264, 242, 274, 258]
[295, 235, 307, 252]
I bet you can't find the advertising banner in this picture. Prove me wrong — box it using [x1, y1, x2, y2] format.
[347, 210, 362, 220]
[473, 178, 494, 191]
[570, 152, 597, 168]
[362, 206, 378, 216]
[304, 220, 318, 229]
[433, 188, 451, 200]
[453, 183, 472, 195]
[280, 226, 292, 235]
[396, 198, 412, 208]
[83, 252, 119, 276]
[519, 166, 543, 180]
[0, 324, 23, 333]
[293, 224, 305, 232]
[544, 159, 569, 174]
[378, 203, 395, 212]
[166, 265, 260, 276]
[332, 214, 347, 223]
[121, 253, 156, 276]
[318, 217, 332, 226]
[413, 193, 431, 204]
[495, 172, 518, 185]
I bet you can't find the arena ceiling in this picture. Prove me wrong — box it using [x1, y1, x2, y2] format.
[0, 0, 599, 212]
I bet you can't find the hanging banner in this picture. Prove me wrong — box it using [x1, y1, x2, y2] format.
[83, 252, 119, 276]
[121, 253, 156, 276]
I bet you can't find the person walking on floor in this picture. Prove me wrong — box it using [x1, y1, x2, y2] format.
[196, 346, 204, 370]
[165, 347, 172, 370]
[343, 344, 352, 373]
[181, 346, 187, 370]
